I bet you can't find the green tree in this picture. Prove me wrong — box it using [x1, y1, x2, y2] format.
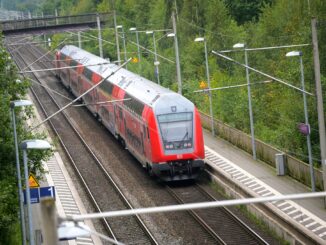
[224, 0, 274, 24]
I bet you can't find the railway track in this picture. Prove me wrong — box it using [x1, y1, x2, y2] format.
[167, 183, 271, 244]
[7, 38, 280, 244]
[8, 40, 158, 245]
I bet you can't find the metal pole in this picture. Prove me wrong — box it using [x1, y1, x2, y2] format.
[136, 31, 141, 72]
[311, 18, 326, 196]
[152, 32, 160, 84]
[78, 31, 81, 49]
[204, 39, 215, 136]
[55, 9, 58, 25]
[244, 48, 257, 160]
[172, 11, 182, 94]
[299, 55, 315, 191]
[113, 11, 121, 65]
[11, 109, 26, 245]
[96, 14, 103, 58]
[40, 198, 58, 244]
[23, 150, 34, 245]
[122, 27, 127, 69]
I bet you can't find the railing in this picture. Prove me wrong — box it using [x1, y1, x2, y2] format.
[0, 12, 112, 33]
[200, 111, 323, 190]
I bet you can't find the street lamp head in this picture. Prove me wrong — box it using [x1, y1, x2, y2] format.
[129, 27, 136, 31]
[146, 31, 153, 35]
[286, 51, 302, 57]
[233, 43, 245, 49]
[58, 221, 91, 241]
[10, 99, 33, 109]
[116, 25, 123, 29]
[194, 37, 205, 42]
[20, 139, 51, 150]
[167, 33, 175, 37]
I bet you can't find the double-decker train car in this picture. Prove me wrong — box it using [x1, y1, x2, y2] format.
[55, 45, 205, 181]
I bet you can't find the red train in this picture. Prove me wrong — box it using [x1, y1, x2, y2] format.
[55, 45, 205, 181]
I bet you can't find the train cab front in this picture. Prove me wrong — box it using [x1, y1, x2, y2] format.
[152, 110, 205, 181]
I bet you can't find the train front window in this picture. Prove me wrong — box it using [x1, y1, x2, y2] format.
[157, 112, 193, 150]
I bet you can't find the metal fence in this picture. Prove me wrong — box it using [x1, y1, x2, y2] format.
[200, 111, 323, 190]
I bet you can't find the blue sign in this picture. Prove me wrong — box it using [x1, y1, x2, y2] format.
[23, 186, 56, 204]
[40, 186, 56, 199]
[23, 188, 40, 204]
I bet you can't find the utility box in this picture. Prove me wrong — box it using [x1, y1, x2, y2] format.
[275, 153, 286, 176]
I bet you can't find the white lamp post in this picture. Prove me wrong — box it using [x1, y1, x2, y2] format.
[117, 25, 127, 69]
[286, 51, 315, 191]
[129, 27, 141, 72]
[146, 30, 160, 85]
[233, 43, 257, 160]
[10, 99, 33, 245]
[195, 37, 215, 136]
[20, 139, 51, 245]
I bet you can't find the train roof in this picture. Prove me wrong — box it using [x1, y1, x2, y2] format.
[59, 45, 189, 108]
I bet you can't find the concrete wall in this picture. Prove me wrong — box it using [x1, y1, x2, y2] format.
[200, 112, 323, 190]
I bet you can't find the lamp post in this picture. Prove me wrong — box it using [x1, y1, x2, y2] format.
[286, 51, 315, 191]
[195, 37, 215, 136]
[146, 30, 160, 85]
[117, 25, 127, 69]
[10, 100, 33, 245]
[233, 43, 257, 160]
[129, 27, 141, 72]
[20, 139, 51, 245]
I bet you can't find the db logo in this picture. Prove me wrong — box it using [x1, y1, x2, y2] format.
[177, 154, 183, 159]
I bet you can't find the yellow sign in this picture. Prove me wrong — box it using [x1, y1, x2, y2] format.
[29, 174, 40, 188]
[131, 57, 139, 63]
[199, 81, 207, 89]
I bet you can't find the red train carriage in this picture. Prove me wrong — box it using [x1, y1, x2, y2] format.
[55, 45, 205, 181]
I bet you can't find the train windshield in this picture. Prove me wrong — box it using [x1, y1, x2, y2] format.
[157, 112, 193, 151]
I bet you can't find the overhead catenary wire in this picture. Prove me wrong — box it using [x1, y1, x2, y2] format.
[212, 50, 314, 96]
[18, 61, 111, 74]
[26, 77, 73, 101]
[72, 98, 131, 107]
[193, 80, 273, 93]
[65, 30, 116, 46]
[218, 43, 311, 54]
[28, 57, 132, 132]
[21, 38, 68, 72]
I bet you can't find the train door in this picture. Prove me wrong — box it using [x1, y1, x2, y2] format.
[142, 124, 151, 161]
[114, 105, 123, 136]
